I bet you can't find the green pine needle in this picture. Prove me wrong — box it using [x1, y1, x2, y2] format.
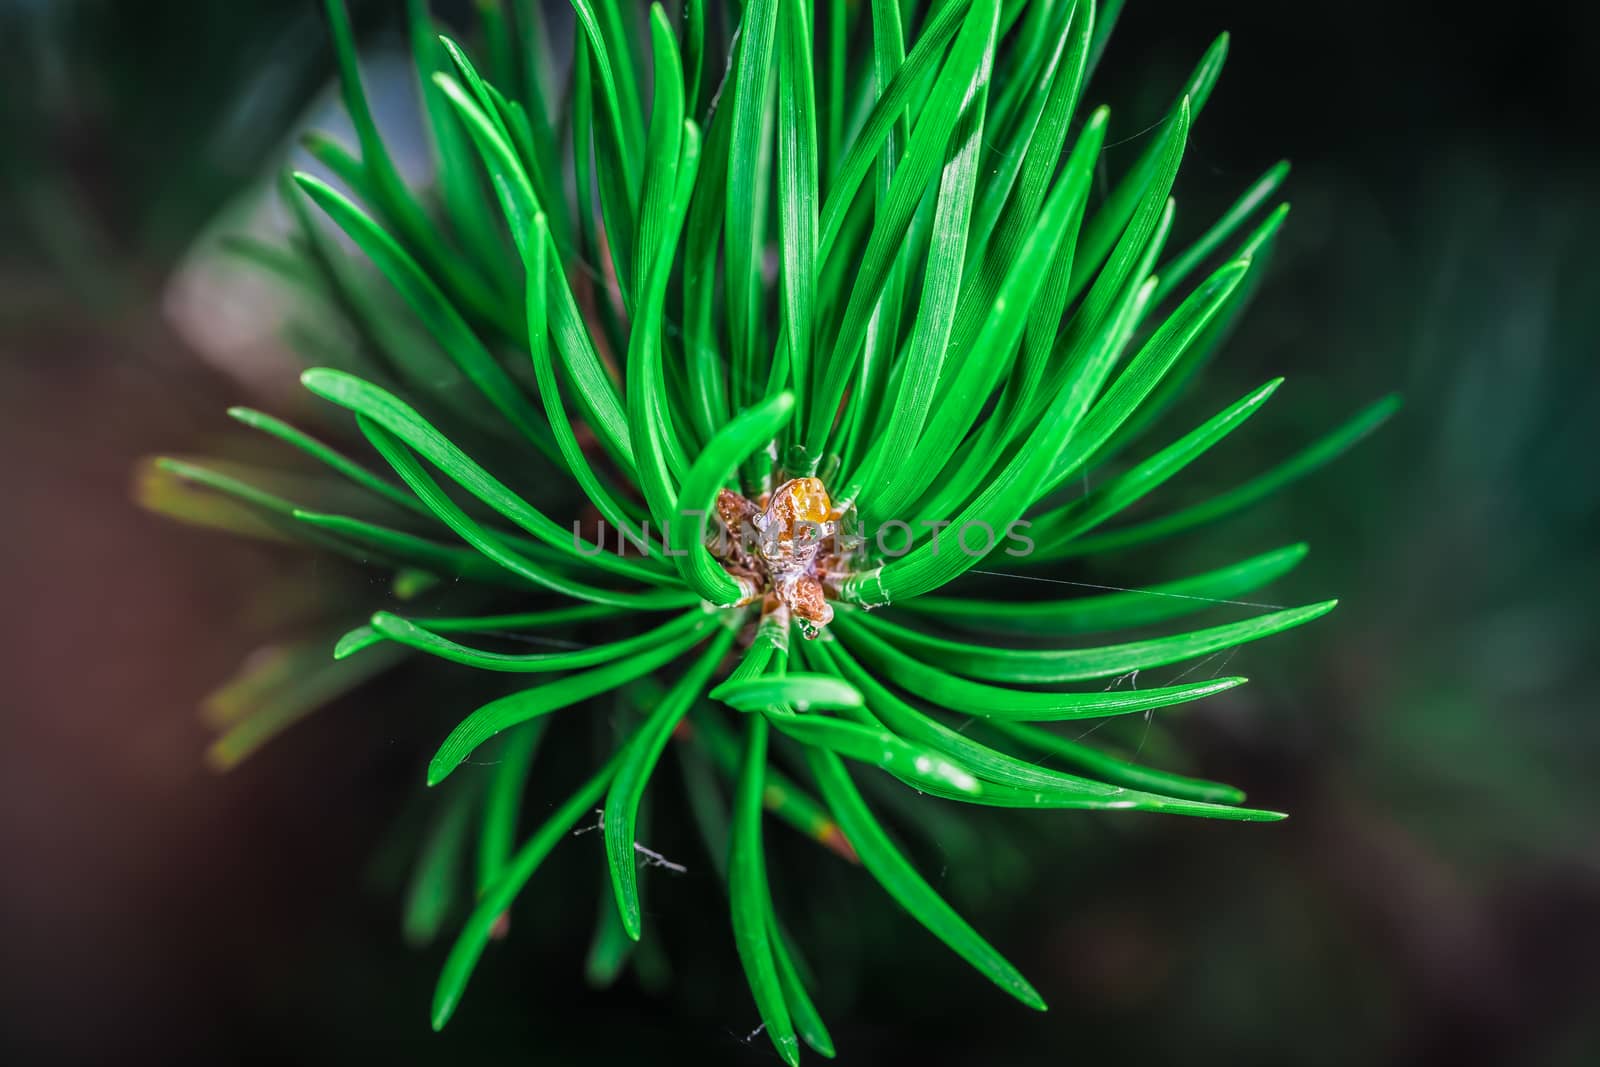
[142, 0, 1399, 1054]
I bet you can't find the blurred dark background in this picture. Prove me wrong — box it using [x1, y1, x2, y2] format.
[2, 1, 1595, 1064]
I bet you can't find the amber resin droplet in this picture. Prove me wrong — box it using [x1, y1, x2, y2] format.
[708, 477, 847, 638]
